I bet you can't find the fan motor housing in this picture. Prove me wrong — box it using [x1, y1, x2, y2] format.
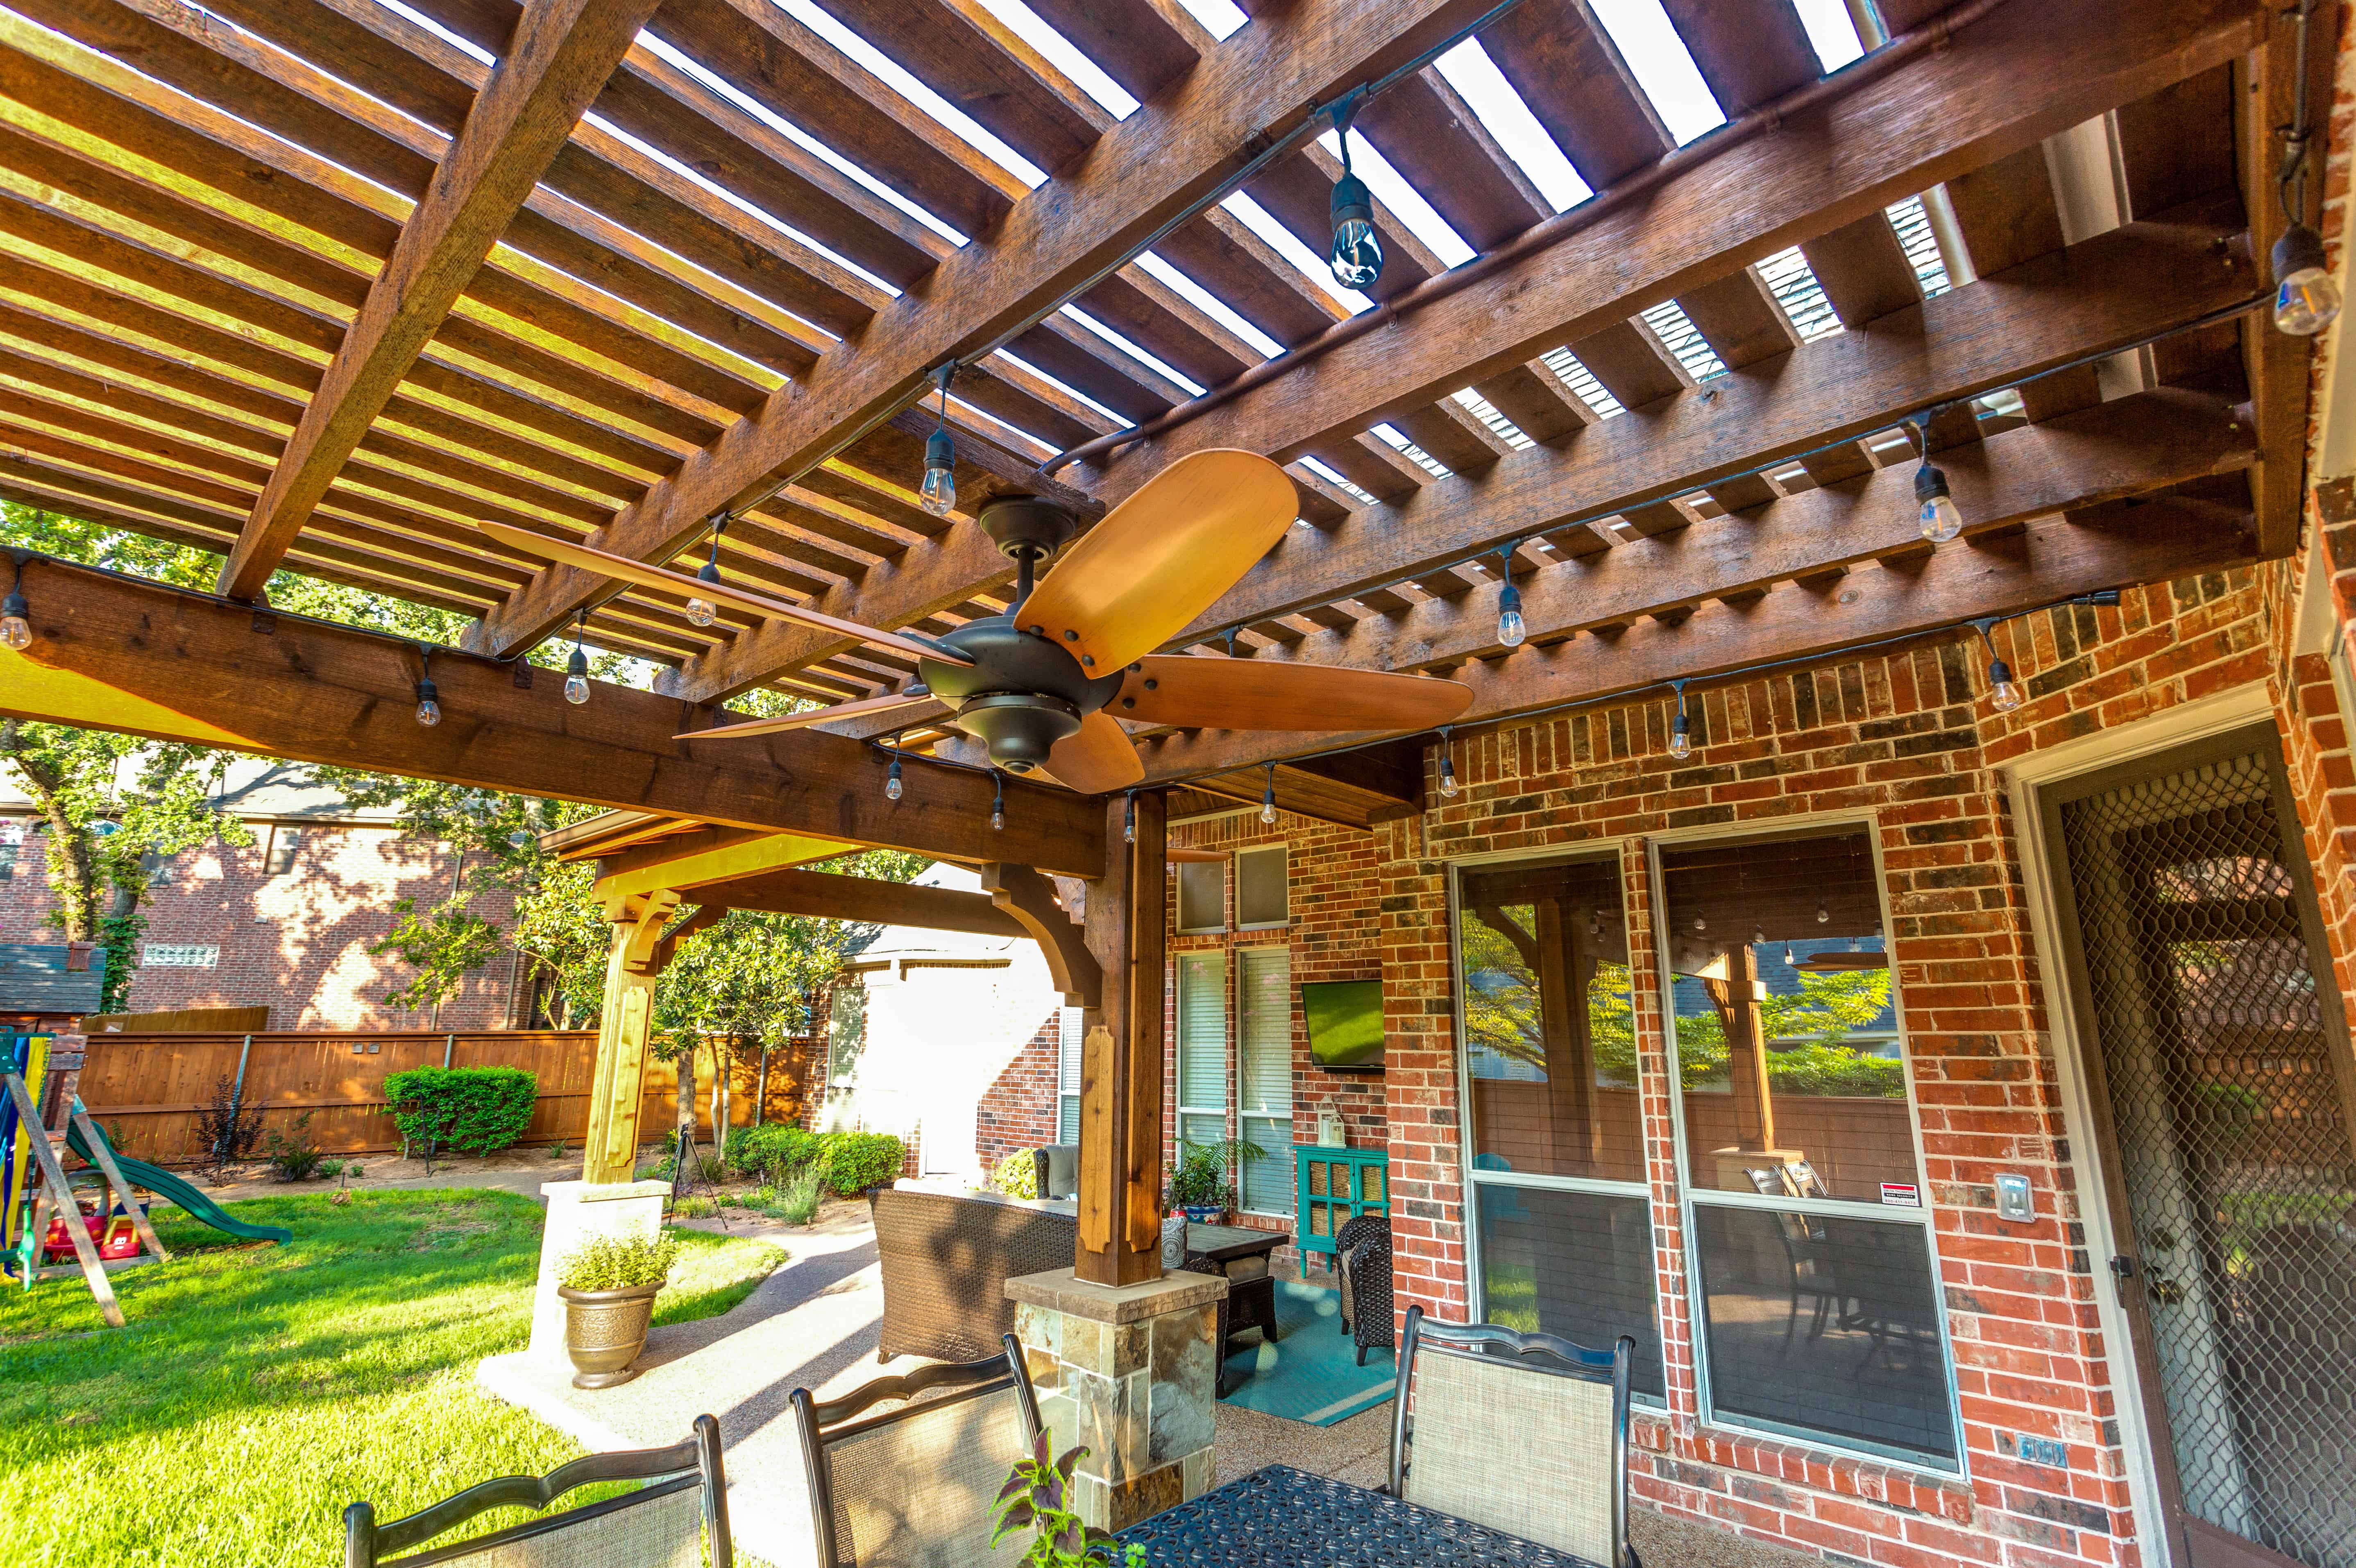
[975, 494, 1076, 562]
[921, 614, 1122, 773]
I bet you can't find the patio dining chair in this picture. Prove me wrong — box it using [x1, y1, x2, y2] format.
[343, 1414, 729, 1568]
[1333, 1212, 1394, 1366]
[1390, 1306, 1639, 1568]
[790, 1332, 1043, 1567]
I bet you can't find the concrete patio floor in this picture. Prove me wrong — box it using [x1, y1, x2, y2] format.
[478, 1201, 1816, 1568]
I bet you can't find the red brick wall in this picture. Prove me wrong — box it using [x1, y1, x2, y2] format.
[976, 1010, 1063, 1180]
[1376, 562, 2356, 1568]
[0, 820, 519, 1030]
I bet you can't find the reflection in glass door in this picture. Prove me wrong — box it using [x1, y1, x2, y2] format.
[1455, 853, 1664, 1398]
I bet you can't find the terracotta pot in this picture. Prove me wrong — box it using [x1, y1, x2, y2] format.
[558, 1279, 662, 1389]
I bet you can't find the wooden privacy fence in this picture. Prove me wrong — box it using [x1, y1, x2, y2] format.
[75, 1030, 820, 1165]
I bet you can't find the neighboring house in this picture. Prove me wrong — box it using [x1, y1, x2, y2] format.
[814, 862, 1075, 1185]
[0, 942, 106, 1033]
[0, 761, 523, 1031]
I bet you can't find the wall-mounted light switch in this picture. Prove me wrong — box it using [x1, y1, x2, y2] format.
[1995, 1172, 2034, 1223]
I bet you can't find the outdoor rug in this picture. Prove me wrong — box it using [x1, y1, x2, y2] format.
[1217, 1279, 1397, 1426]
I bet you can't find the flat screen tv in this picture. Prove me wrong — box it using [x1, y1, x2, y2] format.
[1303, 979, 1384, 1072]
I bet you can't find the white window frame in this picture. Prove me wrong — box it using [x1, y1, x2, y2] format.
[1176, 857, 1227, 935]
[1056, 1004, 1083, 1145]
[1174, 952, 1229, 1155]
[1234, 843, 1289, 930]
[1646, 813, 1966, 1480]
[1234, 943, 1294, 1215]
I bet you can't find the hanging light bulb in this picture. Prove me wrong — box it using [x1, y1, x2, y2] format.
[1668, 680, 1692, 761]
[1973, 618, 2025, 713]
[1123, 792, 1136, 845]
[920, 365, 957, 517]
[1692, 915, 1707, 934]
[413, 657, 441, 728]
[1437, 728, 1458, 799]
[1783, 943, 1796, 966]
[2273, 222, 2341, 336]
[1815, 904, 1830, 924]
[1260, 762, 1278, 825]
[990, 771, 1005, 833]
[885, 754, 903, 802]
[685, 514, 726, 628]
[1753, 928, 1766, 947]
[564, 611, 590, 706]
[1, 558, 29, 651]
[1495, 544, 1525, 648]
[1910, 418, 1962, 543]
[1328, 98, 1383, 289]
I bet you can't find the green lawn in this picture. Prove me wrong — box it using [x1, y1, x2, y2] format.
[0, 1187, 781, 1568]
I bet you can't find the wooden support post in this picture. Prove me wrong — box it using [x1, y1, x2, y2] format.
[1075, 792, 1167, 1286]
[4, 1073, 122, 1327]
[580, 891, 678, 1186]
[70, 1099, 170, 1265]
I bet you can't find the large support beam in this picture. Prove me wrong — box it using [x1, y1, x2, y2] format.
[668, 0, 2266, 703]
[0, 554, 1104, 875]
[704, 865, 1027, 938]
[983, 863, 1102, 1008]
[581, 889, 677, 1185]
[217, 0, 662, 601]
[1079, 0, 2263, 508]
[470, 0, 1503, 660]
[1130, 493, 2258, 783]
[1075, 791, 1166, 1286]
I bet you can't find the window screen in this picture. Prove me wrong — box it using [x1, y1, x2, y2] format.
[1176, 952, 1227, 1150]
[1475, 1185, 1662, 1398]
[1237, 947, 1293, 1212]
[1177, 859, 1226, 934]
[1236, 845, 1288, 928]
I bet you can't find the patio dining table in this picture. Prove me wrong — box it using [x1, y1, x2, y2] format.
[1112, 1464, 1603, 1567]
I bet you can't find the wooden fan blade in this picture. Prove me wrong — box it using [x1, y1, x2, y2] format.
[1111, 656, 1471, 732]
[476, 521, 970, 667]
[674, 689, 931, 741]
[1042, 711, 1144, 795]
[1017, 450, 1295, 672]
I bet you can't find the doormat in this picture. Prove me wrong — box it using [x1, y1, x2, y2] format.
[1217, 1279, 1397, 1427]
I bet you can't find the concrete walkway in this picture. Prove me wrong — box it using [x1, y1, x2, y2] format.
[476, 1203, 1815, 1568]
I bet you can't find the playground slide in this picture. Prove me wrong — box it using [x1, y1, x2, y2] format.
[63, 1121, 293, 1246]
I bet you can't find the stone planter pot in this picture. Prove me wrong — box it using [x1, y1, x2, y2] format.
[558, 1280, 663, 1389]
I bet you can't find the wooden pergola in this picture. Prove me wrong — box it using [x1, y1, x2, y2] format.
[0, 0, 2325, 1284]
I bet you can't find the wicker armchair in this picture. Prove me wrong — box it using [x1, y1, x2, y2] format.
[869, 1187, 1077, 1363]
[344, 1415, 729, 1568]
[1335, 1213, 1394, 1366]
[791, 1334, 1043, 1568]
[1390, 1307, 1640, 1568]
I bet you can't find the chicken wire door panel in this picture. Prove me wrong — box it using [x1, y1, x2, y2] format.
[2041, 727, 2356, 1568]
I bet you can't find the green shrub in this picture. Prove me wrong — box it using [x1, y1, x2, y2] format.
[557, 1227, 680, 1291]
[776, 1165, 827, 1225]
[263, 1114, 324, 1182]
[992, 1148, 1038, 1199]
[723, 1123, 823, 1181]
[819, 1131, 904, 1196]
[381, 1067, 537, 1156]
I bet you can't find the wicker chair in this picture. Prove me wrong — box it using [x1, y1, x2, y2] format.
[1335, 1213, 1394, 1366]
[344, 1415, 729, 1568]
[790, 1333, 1043, 1568]
[1029, 1144, 1079, 1201]
[869, 1187, 1077, 1363]
[1390, 1307, 1640, 1568]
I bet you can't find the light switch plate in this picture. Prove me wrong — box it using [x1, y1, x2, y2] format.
[1995, 1172, 2034, 1222]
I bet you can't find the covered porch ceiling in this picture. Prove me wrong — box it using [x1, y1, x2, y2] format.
[0, 0, 2322, 847]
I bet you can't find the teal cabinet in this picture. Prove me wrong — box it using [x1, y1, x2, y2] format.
[1295, 1144, 1388, 1279]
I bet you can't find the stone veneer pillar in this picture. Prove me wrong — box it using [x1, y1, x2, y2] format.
[527, 1178, 671, 1364]
[1005, 1267, 1227, 1530]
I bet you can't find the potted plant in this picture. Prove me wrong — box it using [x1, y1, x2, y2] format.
[991, 1431, 1147, 1567]
[554, 1227, 680, 1389]
[1162, 1136, 1265, 1224]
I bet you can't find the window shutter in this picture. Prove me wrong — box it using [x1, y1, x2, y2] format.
[1237, 948, 1292, 1114]
[1057, 1005, 1083, 1144]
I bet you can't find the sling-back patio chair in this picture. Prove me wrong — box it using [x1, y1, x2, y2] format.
[1390, 1306, 1640, 1568]
[790, 1332, 1043, 1568]
[343, 1414, 729, 1568]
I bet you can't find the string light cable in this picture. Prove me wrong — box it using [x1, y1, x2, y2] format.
[920, 365, 958, 517]
[413, 645, 441, 727]
[2272, 0, 2342, 336]
[1, 551, 29, 650]
[685, 513, 728, 627]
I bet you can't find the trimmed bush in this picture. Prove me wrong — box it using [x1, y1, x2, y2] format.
[722, 1123, 823, 1181]
[381, 1066, 537, 1156]
[819, 1131, 904, 1196]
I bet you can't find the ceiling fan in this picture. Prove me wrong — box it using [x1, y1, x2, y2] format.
[478, 450, 1472, 795]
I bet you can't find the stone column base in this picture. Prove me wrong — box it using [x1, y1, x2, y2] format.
[1007, 1267, 1227, 1532]
[528, 1179, 670, 1365]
